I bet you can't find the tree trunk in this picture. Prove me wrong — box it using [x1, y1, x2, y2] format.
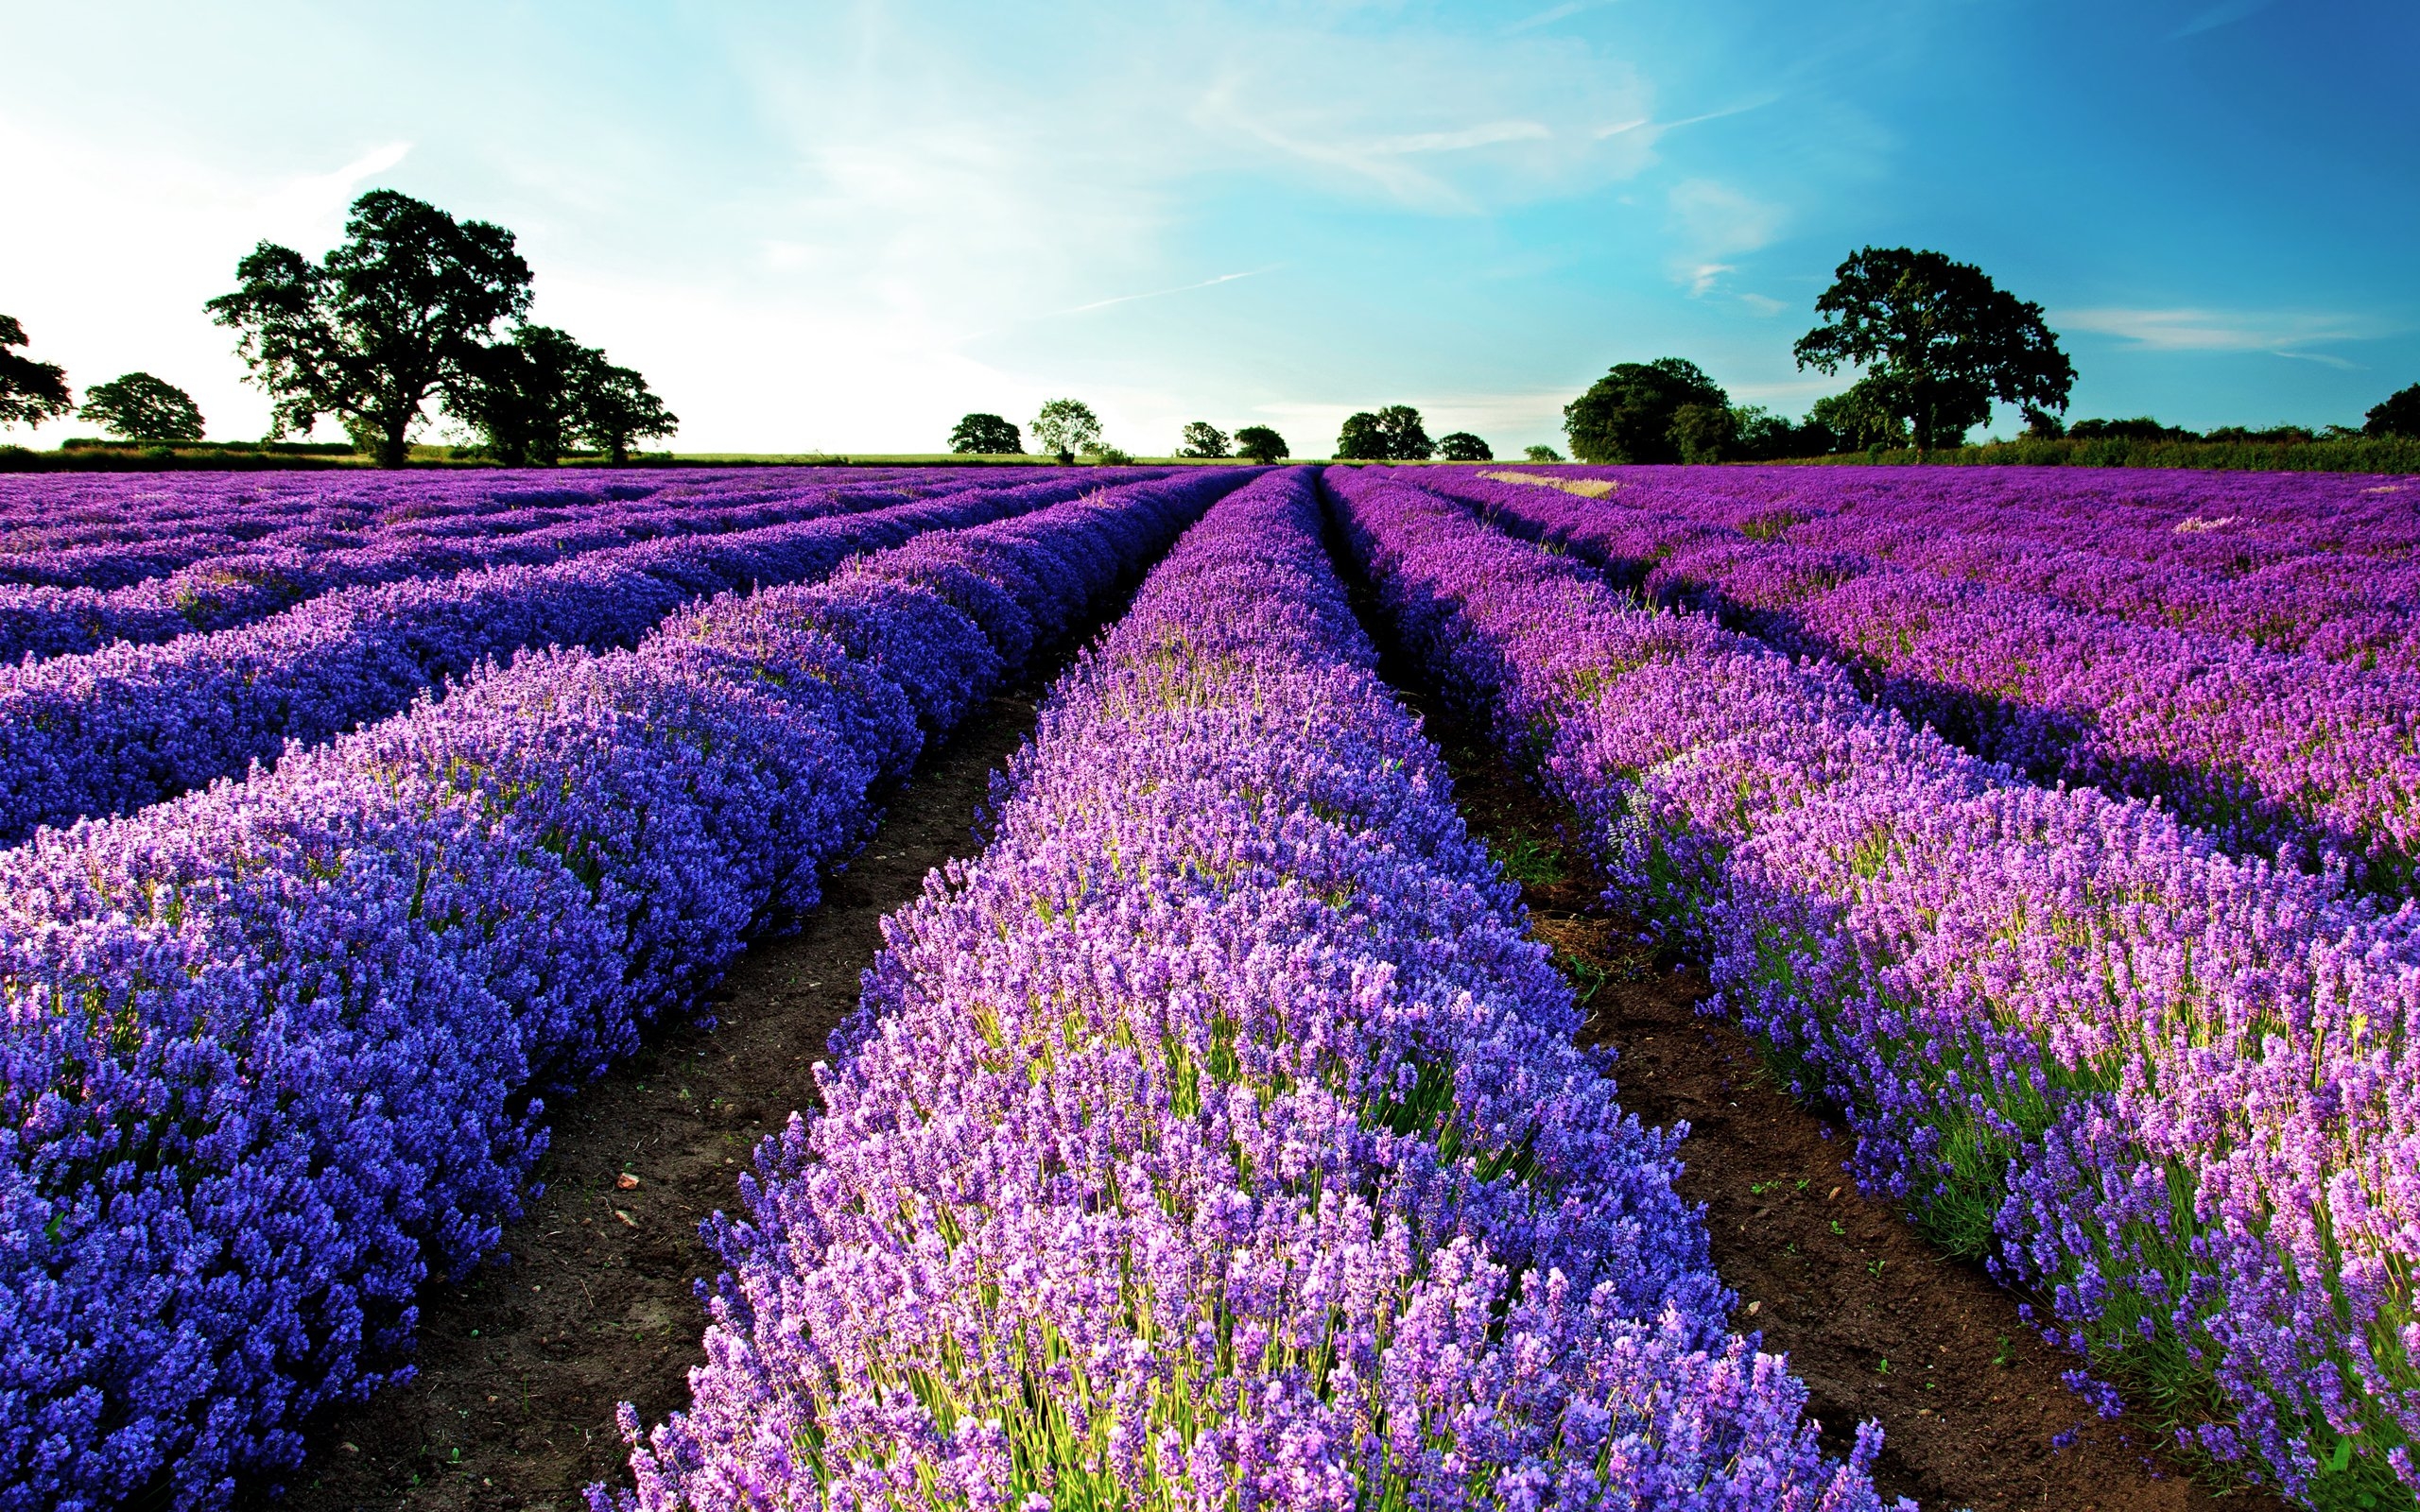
[376, 421, 409, 469]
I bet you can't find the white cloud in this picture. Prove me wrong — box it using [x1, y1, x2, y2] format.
[1666, 179, 1784, 296]
[2058, 306, 2377, 354]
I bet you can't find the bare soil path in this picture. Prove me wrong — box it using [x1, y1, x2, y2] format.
[255, 679, 1053, 1512]
[1409, 693, 2281, 1512]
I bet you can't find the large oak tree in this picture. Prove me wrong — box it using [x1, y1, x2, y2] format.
[1794, 247, 2074, 455]
[208, 190, 533, 467]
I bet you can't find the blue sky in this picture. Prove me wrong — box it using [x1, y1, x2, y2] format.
[1, 0, 2412, 455]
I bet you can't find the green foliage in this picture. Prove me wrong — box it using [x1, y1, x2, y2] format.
[1522, 443, 1564, 462]
[1337, 404, 1432, 461]
[1563, 357, 1727, 463]
[1807, 378, 1909, 452]
[1668, 403, 1737, 464]
[573, 359, 677, 466]
[1232, 424, 1288, 464]
[1794, 247, 2075, 454]
[949, 412, 1023, 454]
[207, 189, 534, 466]
[1081, 442, 1134, 465]
[449, 325, 676, 466]
[2069, 416, 2196, 441]
[2367, 384, 2420, 439]
[0, 315, 73, 429]
[1435, 430, 1492, 462]
[78, 372, 206, 440]
[1030, 398, 1101, 462]
[1177, 421, 1230, 458]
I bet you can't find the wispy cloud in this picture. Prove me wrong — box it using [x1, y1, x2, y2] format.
[1368, 120, 1552, 155]
[1667, 179, 1785, 295]
[1501, 2, 1592, 35]
[2171, 0, 2275, 38]
[2059, 305, 2376, 352]
[1597, 97, 1773, 141]
[1060, 267, 1276, 316]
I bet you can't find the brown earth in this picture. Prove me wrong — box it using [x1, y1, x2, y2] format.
[1419, 698, 2284, 1512]
[256, 535, 2289, 1512]
[253, 680, 1053, 1512]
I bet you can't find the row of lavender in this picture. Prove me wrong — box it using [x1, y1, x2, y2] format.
[0, 468, 920, 575]
[1330, 467, 2420, 1507]
[1414, 468, 2420, 894]
[0, 477, 663, 587]
[0, 472, 1131, 845]
[0, 468, 1075, 663]
[1545, 463, 2420, 567]
[0, 469, 1239, 1512]
[602, 469, 1900, 1512]
[1532, 464, 2420, 675]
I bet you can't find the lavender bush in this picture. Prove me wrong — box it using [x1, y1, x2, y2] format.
[1409, 467, 2420, 894]
[0, 467, 1095, 663]
[1328, 466, 2420, 1507]
[1516, 463, 2420, 676]
[0, 472, 1138, 844]
[603, 469, 1901, 1512]
[0, 469, 1237, 1511]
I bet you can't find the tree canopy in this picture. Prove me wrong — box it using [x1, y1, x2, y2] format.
[448, 325, 677, 465]
[1436, 431, 1492, 462]
[571, 358, 678, 466]
[1794, 246, 2074, 454]
[1030, 399, 1101, 462]
[1337, 405, 1432, 461]
[949, 413, 1023, 454]
[1233, 425, 1288, 464]
[1806, 379, 1909, 452]
[1522, 443, 1564, 463]
[2366, 384, 2420, 439]
[207, 189, 534, 467]
[79, 372, 205, 441]
[1562, 358, 1727, 464]
[1178, 421, 1230, 458]
[0, 315, 73, 429]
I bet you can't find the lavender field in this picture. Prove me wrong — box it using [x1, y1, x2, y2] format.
[3, 460, 2416, 1510]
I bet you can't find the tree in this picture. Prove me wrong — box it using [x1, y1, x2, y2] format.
[1669, 404, 1737, 464]
[79, 372, 206, 441]
[452, 325, 589, 464]
[1808, 378, 1910, 451]
[2069, 416, 2193, 442]
[207, 189, 533, 467]
[446, 326, 676, 466]
[0, 315, 72, 429]
[1793, 246, 2075, 455]
[1030, 399, 1101, 463]
[1178, 421, 1230, 458]
[1436, 431, 1493, 462]
[2366, 384, 2420, 439]
[1337, 404, 1432, 461]
[570, 359, 677, 466]
[1562, 358, 1728, 464]
[949, 413, 1022, 454]
[1234, 425, 1288, 464]
[1523, 444, 1564, 462]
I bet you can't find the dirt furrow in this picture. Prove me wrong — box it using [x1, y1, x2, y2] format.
[256, 681, 1053, 1512]
[1413, 696, 2280, 1512]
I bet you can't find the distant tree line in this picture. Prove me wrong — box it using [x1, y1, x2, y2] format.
[209, 191, 675, 466]
[4, 192, 678, 467]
